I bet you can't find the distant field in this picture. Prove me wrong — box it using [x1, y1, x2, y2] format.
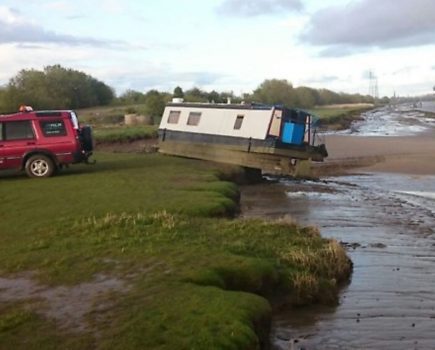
[77, 104, 149, 126]
[0, 152, 351, 349]
[75, 105, 159, 143]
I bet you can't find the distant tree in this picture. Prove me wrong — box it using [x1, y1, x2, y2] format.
[118, 90, 146, 105]
[317, 89, 340, 105]
[184, 87, 209, 102]
[207, 90, 220, 103]
[0, 87, 7, 112]
[379, 96, 390, 104]
[173, 86, 184, 98]
[92, 80, 115, 106]
[219, 91, 241, 104]
[0, 65, 114, 111]
[294, 86, 318, 108]
[252, 79, 298, 106]
[142, 90, 171, 118]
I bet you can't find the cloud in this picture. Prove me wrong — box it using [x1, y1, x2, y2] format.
[217, 0, 303, 17]
[108, 70, 226, 93]
[0, 6, 123, 48]
[65, 14, 88, 20]
[301, 0, 435, 54]
[391, 66, 416, 76]
[302, 75, 340, 84]
[15, 43, 47, 50]
[43, 1, 74, 12]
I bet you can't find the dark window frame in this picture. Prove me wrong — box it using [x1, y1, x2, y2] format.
[40, 120, 67, 137]
[233, 115, 244, 130]
[187, 112, 201, 126]
[3, 120, 35, 141]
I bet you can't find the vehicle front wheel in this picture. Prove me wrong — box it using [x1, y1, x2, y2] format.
[25, 155, 55, 178]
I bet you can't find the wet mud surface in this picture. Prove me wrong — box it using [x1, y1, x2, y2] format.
[0, 273, 129, 332]
[241, 173, 435, 349]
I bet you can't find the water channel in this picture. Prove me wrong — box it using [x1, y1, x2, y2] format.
[241, 107, 435, 349]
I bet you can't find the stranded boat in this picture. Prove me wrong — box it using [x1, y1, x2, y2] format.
[158, 100, 327, 175]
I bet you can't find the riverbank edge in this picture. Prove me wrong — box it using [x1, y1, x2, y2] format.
[316, 106, 373, 131]
[220, 168, 353, 348]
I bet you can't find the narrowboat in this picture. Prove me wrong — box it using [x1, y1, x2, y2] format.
[158, 101, 327, 175]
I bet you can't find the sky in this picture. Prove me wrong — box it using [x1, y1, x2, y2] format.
[0, 0, 434, 97]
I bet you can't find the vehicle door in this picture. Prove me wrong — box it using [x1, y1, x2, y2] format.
[0, 120, 36, 169]
[37, 118, 77, 163]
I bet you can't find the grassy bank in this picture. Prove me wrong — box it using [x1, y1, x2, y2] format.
[94, 125, 158, 143]
[0, 153, 351, 349]
[310, 104, 374, 131]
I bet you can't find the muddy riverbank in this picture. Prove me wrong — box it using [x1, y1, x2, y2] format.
[241, 174, 435, 349]
[241, 107, 435, 349]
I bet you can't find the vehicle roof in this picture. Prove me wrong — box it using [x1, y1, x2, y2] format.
[0, 110, 74, 120]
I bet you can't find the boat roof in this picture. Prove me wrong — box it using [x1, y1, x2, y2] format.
[166, 102, 281, 111]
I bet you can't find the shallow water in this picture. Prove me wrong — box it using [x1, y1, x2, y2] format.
[241, 173, 435, 349]
[325, 106, 435, 137]
[420, 101, 435, 114]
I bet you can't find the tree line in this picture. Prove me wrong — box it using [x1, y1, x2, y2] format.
[0, 65, 382, 115]
[0, 65, 114, 112]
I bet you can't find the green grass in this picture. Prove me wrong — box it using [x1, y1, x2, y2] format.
[0, 153, 351, 349]
[93, 125, 158, 143]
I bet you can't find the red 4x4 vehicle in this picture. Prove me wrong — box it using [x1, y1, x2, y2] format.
[0, 108, 93, 178]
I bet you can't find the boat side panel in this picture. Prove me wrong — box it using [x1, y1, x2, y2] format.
[159, 106, 273, 140]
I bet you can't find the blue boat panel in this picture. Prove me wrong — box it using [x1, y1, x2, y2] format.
[282, 123, 304, 145]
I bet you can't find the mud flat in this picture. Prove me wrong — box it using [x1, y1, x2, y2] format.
[317, 105, 435, 176]
[319, 132, 435, 175]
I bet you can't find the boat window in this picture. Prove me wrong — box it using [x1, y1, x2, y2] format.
[168, 111, 181, 124]
[233, 115, 244, 130]
[187, 112, 201, 126]
[268, 110, 282, 137]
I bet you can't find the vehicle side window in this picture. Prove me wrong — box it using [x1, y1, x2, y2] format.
[0, 123, 3, 141]
[4, 121, 35, 140]
[40, 120, 67, 136]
